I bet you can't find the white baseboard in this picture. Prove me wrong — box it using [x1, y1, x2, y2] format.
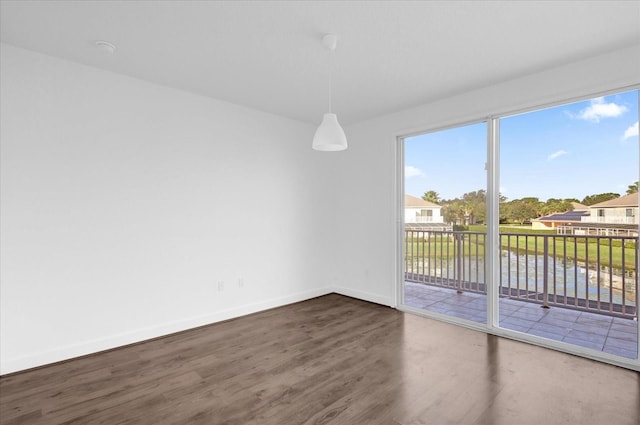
[1, 287, 333, 375]
[332, 285, 395, 308]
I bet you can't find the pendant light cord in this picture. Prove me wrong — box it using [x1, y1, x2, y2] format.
[328, 47, 333, 114]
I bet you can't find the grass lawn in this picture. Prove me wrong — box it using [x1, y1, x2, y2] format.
[406, 226, 637, 271]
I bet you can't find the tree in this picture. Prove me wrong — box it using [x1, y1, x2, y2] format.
[581, 193, 620, 206]
[503, 198, 540, 224]
[422, 190, 440, 204]
[440, 189, 507, 225]
[627, 181, 638, 195]
[454, 190, 484, 224]
[539, 198, 574, 216]
[441, 199, 465, 225]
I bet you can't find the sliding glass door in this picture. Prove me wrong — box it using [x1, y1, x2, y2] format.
[401, 87, 639, 367]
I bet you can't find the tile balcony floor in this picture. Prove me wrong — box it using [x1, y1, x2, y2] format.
[404, 281, 638, 360]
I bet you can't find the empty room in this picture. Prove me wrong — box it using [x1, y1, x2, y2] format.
[1, 1, 639, 424]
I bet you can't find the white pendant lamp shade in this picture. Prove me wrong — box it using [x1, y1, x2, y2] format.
[313, 34, 347, 151]
[312, 113, 347, 151]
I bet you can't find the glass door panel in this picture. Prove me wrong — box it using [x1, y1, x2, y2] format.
[498, 89, 638, 360]
[403, 122, 488, 324]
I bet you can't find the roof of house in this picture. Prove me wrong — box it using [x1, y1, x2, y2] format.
[405, 195, 440, 208]
[405, 223, 452, 231]
[571, 202, 589, 211]
[589, 192, 638, 208]
[536, 210, 590, 222]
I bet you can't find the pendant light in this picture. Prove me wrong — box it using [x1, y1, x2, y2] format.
[313, 34, 347, 151]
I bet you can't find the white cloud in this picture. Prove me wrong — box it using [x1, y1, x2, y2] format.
[574, 97, 628, 122]
[405, 165, 425, 178]
[622, 121, 639, 140]
[547, 150, 568, 161]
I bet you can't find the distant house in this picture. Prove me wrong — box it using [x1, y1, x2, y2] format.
[404, 195, 443, 223]
[531, 202, 589, 230]
[583, 192, 638, 225]
[404, 195, 451, 231]
[555, 193, 638, 236]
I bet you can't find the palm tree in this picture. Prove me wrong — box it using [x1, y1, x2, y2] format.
[422, 190, 440, 203]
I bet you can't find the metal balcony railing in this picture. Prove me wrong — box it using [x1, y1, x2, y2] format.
[404, 229, 638, 319]
[581, 216, 637, 224]
[414, 216, 435, 223]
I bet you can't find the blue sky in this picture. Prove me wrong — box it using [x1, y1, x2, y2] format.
[405, 89, 639, 202]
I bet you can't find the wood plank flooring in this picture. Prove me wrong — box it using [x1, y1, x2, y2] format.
[1, 294, 638, 424]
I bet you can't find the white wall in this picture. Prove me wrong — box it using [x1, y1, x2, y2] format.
[0, 44, 338, 374]
[333, 44, 640, 307]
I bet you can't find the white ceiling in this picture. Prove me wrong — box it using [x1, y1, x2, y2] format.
[1, 1, 639, 125]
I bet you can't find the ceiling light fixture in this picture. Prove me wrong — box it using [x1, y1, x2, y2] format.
[312, 34, 347, 151]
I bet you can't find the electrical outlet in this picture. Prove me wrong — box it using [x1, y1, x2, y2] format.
[218, 281, 224, 291]
[238, 277, 244, 288]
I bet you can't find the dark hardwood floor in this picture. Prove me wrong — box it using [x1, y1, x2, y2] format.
[1, 294, 638, 424]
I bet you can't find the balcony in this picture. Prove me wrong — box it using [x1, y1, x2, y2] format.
[404, 229, 638, 359]
[581, 216, 637, 225]
[415, 216, 435, 223]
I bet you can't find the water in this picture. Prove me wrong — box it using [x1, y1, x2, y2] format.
[500, 250, 636, 306]
[408, 251, 637, 307]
